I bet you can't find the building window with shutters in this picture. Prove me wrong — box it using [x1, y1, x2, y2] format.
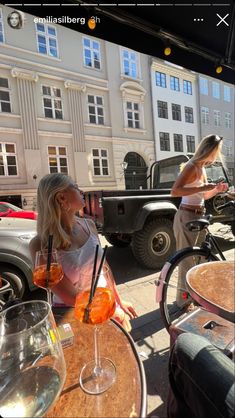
[88, 95, 104, 124]
[159, 132, 170, 151]
[42, 85, 63, 119]
[0, 78, 11, 113]
[186, 135, 195, 153]
[0, 142, 18, 176]
[48, 146, 68, 174]
[173, 134, 183, 152]
[157, 100, 168, 119]
[92, 148, 109, 176]
[172, 103, 181, 121]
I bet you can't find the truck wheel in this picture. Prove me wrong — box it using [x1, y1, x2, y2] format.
[104, 233, 131, 248]
[0, 266, 26, 299]
[132, 218, 175, 269]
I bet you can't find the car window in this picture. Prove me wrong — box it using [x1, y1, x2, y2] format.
[0, 204, 9, 212]
[0, 202, 21, 212]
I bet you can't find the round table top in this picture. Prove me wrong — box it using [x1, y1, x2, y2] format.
[46, 308, 147, 418]
[186, 261, 235, 322]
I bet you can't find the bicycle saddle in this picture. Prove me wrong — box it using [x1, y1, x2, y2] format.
[186, 218, 210, 232]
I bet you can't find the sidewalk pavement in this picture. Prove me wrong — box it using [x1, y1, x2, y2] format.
[103, 223, 235, 418]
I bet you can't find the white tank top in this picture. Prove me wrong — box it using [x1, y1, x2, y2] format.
[181, 165, 205, 206]
[53, 219, 104, 305]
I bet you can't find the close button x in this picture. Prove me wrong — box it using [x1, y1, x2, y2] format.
[216, 13, 229, 27]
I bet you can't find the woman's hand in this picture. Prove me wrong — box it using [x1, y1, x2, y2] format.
[113, 300, 138, 332]
[119, 299, 138, 319]
[215, 182, 228, 193]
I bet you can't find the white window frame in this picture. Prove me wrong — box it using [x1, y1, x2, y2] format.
[35, 22, 58, 58]
[159, 132, 170, 151]
[47, 145, 68, 174]
[83, 37, 101, 70]
[185, 106, 194, 123]
[186, 135, 195, 153]
[172, 103, 181, 121]
[155, 71, 167, 88]
[87, 94, 104, 125]
[92, 148, 109, 176]
[170, 76, 180, 91]
[222, 140, 232, 157]
[42, 85, 63, 119]
[158, 100, 168, 119]
[199, 77, 208, 95]
[224, 86, 231, 102]
[125, 100, 141, 129]
[212, 82, 220, 99]
[201, 106, 209, 125]
[0, 77, 11, 113]
[183, 80, 192, 95]
[121, 48, 140, 79]
[0, 8, 5, 43]
[225, 112, 232, 129]
[0, 142, 18, 177]
[214, 110, 221, 127]
[173, 134, 183, 152]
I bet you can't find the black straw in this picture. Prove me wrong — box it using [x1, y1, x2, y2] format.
[46, 235, 53, 287]
[92, 245, 108, 298]
[88, 244, 99, 304]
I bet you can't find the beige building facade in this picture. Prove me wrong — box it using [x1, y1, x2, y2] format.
[0, 5, 155, 209]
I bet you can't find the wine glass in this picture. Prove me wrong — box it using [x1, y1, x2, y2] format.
[33, 250, 63, 306]
[0, 300, 66, 418]
[74, 265, 116, 395]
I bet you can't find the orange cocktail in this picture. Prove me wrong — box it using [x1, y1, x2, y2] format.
[33, 263, 63, 289]
[75, 287, 116, 325]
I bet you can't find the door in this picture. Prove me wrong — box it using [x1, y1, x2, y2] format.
[124, 152, 147, 190]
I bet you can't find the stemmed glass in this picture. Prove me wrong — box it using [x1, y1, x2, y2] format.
[74, 265, 116, 395]
[33, 250, 63, 306]
[0, 300, 66, 418]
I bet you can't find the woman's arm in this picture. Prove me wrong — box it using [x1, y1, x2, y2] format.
[171, 163, 218, 197]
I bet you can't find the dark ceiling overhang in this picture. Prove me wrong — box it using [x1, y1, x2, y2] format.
[2, 0, 235, 84]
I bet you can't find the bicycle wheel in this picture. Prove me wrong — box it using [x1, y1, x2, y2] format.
[159, 247, 219, 332]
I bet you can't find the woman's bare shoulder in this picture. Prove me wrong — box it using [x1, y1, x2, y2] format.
[76, 216, 98, 235]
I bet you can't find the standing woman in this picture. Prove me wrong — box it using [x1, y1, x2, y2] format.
[30, 173, 137, 331]
[171, 134, 228, 307]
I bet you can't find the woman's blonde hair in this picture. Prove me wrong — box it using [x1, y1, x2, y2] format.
[37, 173, 72, 250]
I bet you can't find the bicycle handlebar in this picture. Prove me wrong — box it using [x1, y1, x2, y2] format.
[216, 200, 235, 211]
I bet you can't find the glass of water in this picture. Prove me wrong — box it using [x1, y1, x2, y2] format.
[0, 300, 66, 418]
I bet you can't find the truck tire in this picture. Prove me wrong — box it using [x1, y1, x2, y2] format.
[0, 265, 26, 299]
[104, 233, 131, 248]
[132, 218, 175, 269]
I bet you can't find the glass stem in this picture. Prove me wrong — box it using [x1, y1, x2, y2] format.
[94, 325, 102, 376]
[46, 289, 52, 306]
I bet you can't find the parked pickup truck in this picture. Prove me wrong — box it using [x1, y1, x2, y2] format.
[83, 155, 234, 269]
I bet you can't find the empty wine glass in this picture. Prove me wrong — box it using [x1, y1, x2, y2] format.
[33, 250, 63, 306]
[0, 300, 66, 418]
[74, 265, 116, 395]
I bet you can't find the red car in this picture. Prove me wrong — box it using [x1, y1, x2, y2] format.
[0, 202, 37, 220]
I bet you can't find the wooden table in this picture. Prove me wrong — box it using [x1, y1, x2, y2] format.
[46, 309, 147, 418]
[186, 260, 235, 323]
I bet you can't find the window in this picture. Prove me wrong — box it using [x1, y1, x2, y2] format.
[0, 78, 11, 113]
[155, 71, 166, 88]
[122, 49, 139, 78]
[36, 23, 58, 57]
[199, 77, 208, 95]
[183, 80, 192, 95]
[83, 37, 101, 69]
[172, 103, 181, 121]
[92, 148, 109, 176]
[186, 135, 195, 153]
[0, 143, 17, 176]
[224, 86, 231, 102]
[126, 101, 140, 128]
[170, 76, 180, 91]
[42, 86, 63, 119]
[185, 106, 194, 123]
[225, 112, 232, 129]
[212, 82, 220, 99]
[201, 106, 209, 125]
[159, 132, 170, 151]
[48, 146, 68, 174]
[88, 95, 104, 124]
[157, 100, 168, 119]
[173, 134, 183, 152]
[222, 140, 232, 157]
[214, 110, 221, 127]
[0, 9, 5, 43]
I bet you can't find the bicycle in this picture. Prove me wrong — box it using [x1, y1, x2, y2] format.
[155, 200, 235, 332]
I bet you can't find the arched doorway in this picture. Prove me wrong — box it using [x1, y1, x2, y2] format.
[124, 152, 147, 189]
